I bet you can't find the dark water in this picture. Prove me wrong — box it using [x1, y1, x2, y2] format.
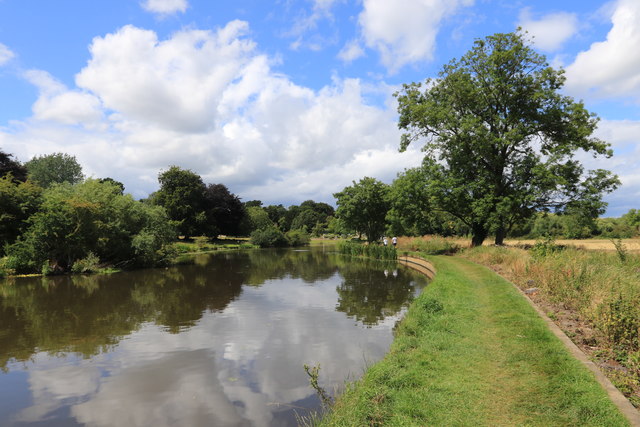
[0, 246, 428, 427]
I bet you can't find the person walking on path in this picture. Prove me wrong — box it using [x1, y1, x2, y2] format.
[392, 236, 397, 247]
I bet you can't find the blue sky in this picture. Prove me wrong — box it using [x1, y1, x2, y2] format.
[0, 0, 638, 216]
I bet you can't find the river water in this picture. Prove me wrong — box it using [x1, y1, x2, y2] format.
[0, 246, 428, 426]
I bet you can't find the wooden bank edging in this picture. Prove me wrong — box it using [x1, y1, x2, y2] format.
[399, 253, 640, 427]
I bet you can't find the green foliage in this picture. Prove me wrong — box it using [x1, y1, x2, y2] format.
[246, 205, 274, 232]
[387, 167, 466, 237]
[25, 152, 84, 188]
[250, 226, 288, 248]
[395, 31, 618, 247]
[154, 166, 208, 238]
[0, 150, 28, 182]
[6, 179, 176, 273]
[530, 236, 564, 258]
[408, 237, 460, 255]
[337, 241, 397, 260]
[611, 239, 628, 263]
[0, 175, 43, 253]
[0, 257, 15, 277]
[285, 229, 311, 247]
[334, 177, 390, 243]
[597, 294, 639, 351]
[71, 252, 101, 274]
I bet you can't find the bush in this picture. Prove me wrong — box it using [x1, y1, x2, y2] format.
[285, 229, 311, 247]
[71, 252, 101, 274]
[250, 226, 288, 248]
[530, 236, 564, 258]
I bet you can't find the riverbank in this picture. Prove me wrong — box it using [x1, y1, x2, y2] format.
[320, 255, 631, 426]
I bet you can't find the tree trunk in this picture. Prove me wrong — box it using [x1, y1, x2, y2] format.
[494, 226, 506, 245]
[470, 224, 488, 247]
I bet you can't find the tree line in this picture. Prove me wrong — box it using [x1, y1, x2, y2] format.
[0, 151, 335, 275]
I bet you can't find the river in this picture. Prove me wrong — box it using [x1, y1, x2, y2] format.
[0, 246, 428, 426]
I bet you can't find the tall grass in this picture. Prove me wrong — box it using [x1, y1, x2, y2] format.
[337, 241, 397, 260]
[462, 244, 640, 406]
[404, 236, 461, 255]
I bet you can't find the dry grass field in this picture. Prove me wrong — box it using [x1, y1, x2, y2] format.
[397, 235, 640, 252]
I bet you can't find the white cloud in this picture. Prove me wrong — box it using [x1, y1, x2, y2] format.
[517, 8, 578, 52]
[141, 0, 188, 15]
[0, 42, 14, 66]
[564, 0, 640, 100]
[358, 0, 474, 73]
[0, 22, 420, 204]
[338, 39, 365, 62]
[24, 70, 103, 127]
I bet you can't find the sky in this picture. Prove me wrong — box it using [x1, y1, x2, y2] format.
[0, 0, 638, 215]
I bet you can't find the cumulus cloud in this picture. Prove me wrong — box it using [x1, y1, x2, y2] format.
[358, 0, 474, 73]
[517, 8, 578, 52]
[0, 42, 14, 66]
[24, 70, 103, 127]
[564, 0, 640, 100]
[0, 21, 421, 203]
[338, 39, 365, 62]
[141, 0, 188, 15]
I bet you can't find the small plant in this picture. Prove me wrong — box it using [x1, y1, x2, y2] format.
[611, 238, 628, 263]
[286, 229, 311, 247]
[530, 235, 563, 258]
[41, 260, 54, 276]
[304, 363, 333, 409]
[71, 252, 101, 274]
[597, 294, 640, 351]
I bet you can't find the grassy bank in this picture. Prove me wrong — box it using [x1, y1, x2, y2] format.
[461, 244, 640, 407]
[319, 255, 629, 426]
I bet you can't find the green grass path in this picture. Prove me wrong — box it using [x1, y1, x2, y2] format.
[320, 255, 629, 426]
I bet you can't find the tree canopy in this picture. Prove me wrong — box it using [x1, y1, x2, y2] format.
[334, 177, 390, 242]
[25, 152, 84, 188]
[395, 31, 619, 246]
[0, 150, 28, 182]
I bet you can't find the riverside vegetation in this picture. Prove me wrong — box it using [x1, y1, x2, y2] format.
[319, 250, 630, 426]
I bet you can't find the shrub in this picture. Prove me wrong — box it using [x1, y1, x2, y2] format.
[285, 229, 311, 247]
[71, 252, 101, 274]
[250, 226, 288, 248]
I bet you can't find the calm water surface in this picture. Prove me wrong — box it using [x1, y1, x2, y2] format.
[0, 246, 428, 426]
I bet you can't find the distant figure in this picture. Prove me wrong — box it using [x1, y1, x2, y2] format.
[392, 236, 397, 247]
[384, 269, 389, 278]
[392, 269, 398, 278]
[383, 237, 388, 246]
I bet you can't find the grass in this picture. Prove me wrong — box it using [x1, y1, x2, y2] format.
[320, 255, 629, 426]
[460, 244, 640, 407]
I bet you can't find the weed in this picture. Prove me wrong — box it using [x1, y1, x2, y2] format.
[304, 363, 333, 409]
[611, 238, 628, 263]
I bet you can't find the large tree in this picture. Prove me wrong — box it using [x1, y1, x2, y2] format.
[396, 31, 619, 246]
[25, 152, 84, 188]
[203, 183, 245, 236]
[154, 166, 208, 239]
[334, 177, 390, 242]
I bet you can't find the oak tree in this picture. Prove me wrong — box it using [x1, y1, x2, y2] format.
[396, 31, 619, 246]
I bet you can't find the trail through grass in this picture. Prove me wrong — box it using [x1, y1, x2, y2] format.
[320, 255, 629, 426]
